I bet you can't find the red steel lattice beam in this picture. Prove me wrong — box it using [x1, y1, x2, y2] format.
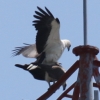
[37, 61, 79, 100]
[57, 82, 76, 100]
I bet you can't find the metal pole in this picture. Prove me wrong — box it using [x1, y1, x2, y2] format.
[94, 90, 99, 100]
[78, 53, 93, 100]
[83, 0, 87, 45]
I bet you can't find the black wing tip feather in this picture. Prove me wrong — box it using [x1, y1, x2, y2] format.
[33, 6, 55, 30]
[36, 6, 54, 18]
[34, 6, 54, 21]
[33, 6, 60, 25]
[15, 64, 28, 70]
[12, 48, 21, 57]
[12, 47, 22, 56]
[45, 7, 54, 18]
[12, 43, 32, 57]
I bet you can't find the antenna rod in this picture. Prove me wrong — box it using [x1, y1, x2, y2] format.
[83, 0, 87, 45]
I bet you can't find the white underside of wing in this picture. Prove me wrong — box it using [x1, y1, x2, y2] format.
[42, 20, 66, 64]
[42, 19, 64, 64]
[46, 19, 60, 43]
[43, 41, 65, 64]
[22, 44, 39, 58]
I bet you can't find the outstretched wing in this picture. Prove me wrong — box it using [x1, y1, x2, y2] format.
[12, 44, 39, 58]
[33, 7, 60, 54]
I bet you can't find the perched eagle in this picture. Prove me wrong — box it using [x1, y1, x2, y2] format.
[15, 63, 67, 90]
[13, 7, 71, 65]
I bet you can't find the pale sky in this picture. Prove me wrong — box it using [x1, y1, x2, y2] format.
[0, 1, 100, 100]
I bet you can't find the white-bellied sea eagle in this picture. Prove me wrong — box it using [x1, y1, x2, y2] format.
[13, 7, 71, 65]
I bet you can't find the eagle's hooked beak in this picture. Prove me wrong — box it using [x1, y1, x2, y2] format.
[68, 45, 71, 51]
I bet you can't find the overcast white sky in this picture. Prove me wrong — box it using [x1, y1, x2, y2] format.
[0, 0, 100, 100]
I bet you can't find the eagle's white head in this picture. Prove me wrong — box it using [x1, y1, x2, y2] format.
[61, 39, 71, 51]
